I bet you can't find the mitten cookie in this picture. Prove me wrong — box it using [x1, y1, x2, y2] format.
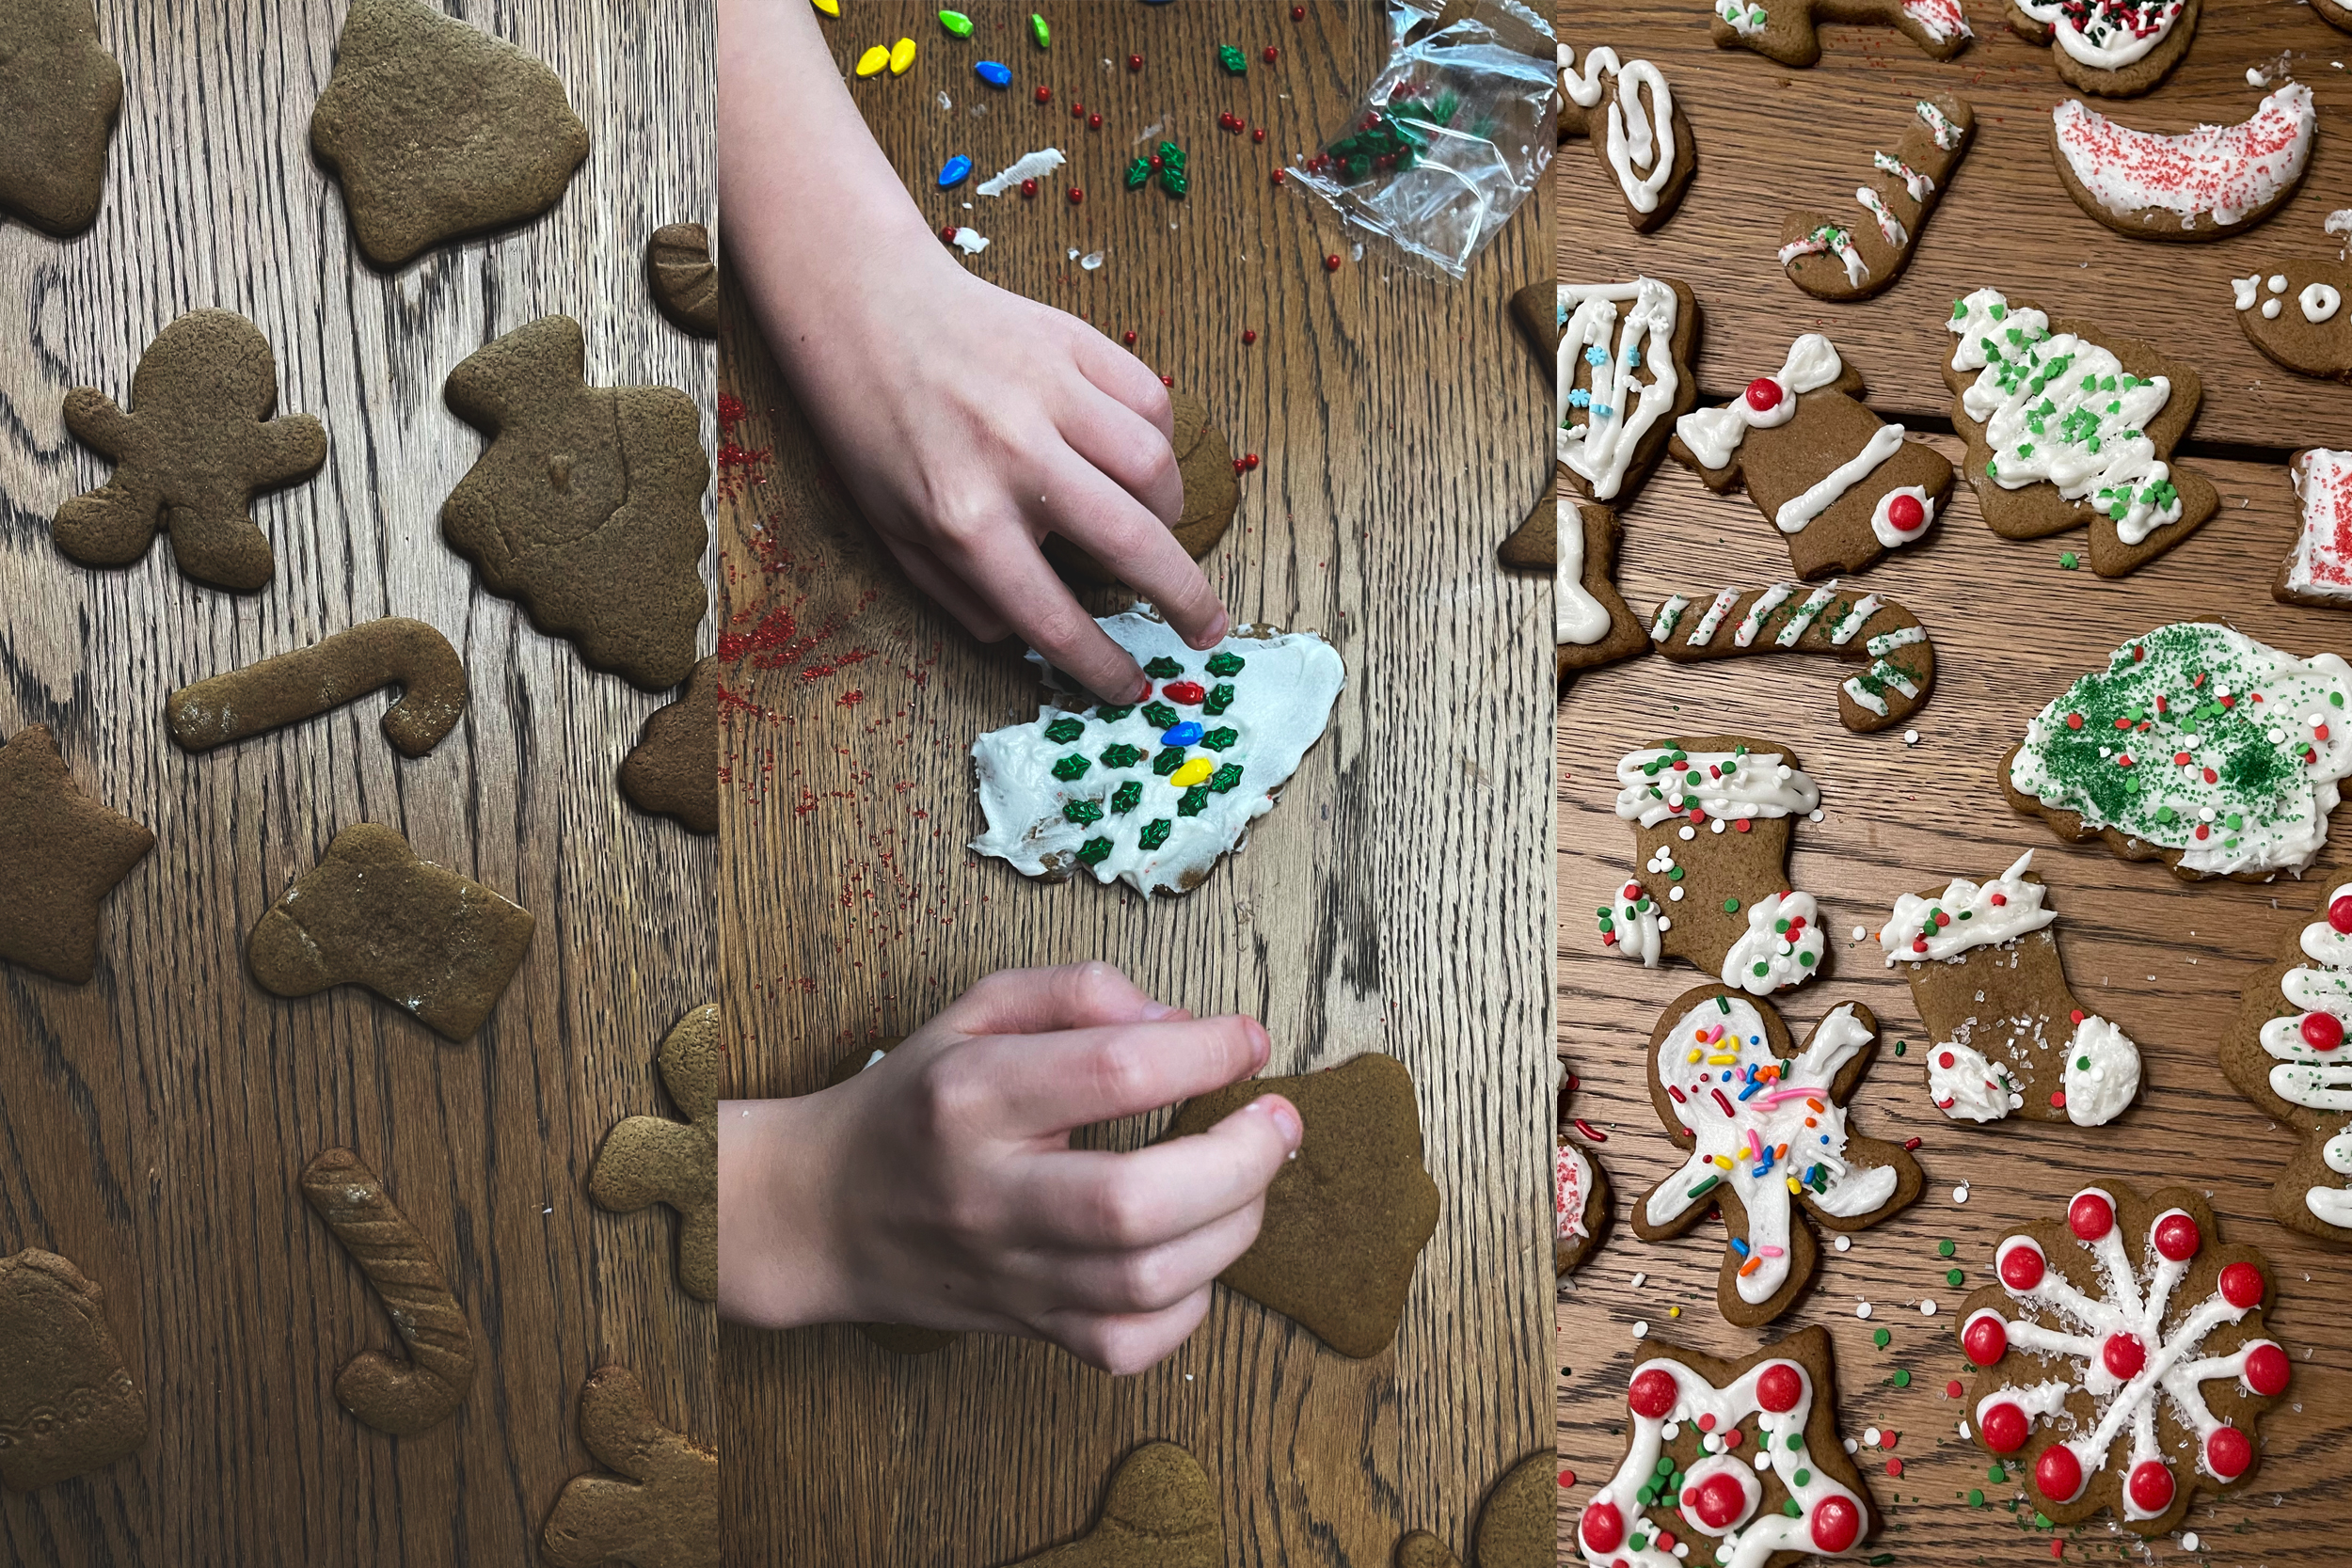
[2053, 87, 2312, 241]
[590, 1006, 719, 1302]
[1571, 1326, 1878, 1567]
[0, 724, 153, 985]
[1552, 499, 1646, 683]
[541, 1366, 717, 1568]
[645, 223, 718, 337]
[0, 1250, 146, 1491]
[1779, 97, 1974, 302]
[1945, 288, 2217, 575]
[2002, 621, 2352, 880]
[0, 0, 123, 236]
[1002, 1442, 1220, 1567]
[167, 617, 466, 757]
[2219, 880, 2352, 1243]
[619, 656, 718, 833]
[2235, 260, 2352, 381]
[1557, 278, 1701, 507]
[1044, 393, 1236, 586]
[56, 309, 327, 593]
[1959, 1182, 2288, 1533]
[1648, 582, 1933, 733]
[1557, 46, 1693, 232]
[1875, 850, 2143, 1127]
[1633, 988, 1921, 1326]
[2006, 0, 2197, 96]
[1555, 1064, 1611, 1275]
[2280, 449, 2352, 607]
[1599, 736, 1826, 995]
[1671, 334, 1950, 578]
[1711, 0, 1970, 66]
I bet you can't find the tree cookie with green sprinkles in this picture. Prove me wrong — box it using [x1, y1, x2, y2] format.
[2002, 621, 2352, 880]
[1646, 581, 1933, 733]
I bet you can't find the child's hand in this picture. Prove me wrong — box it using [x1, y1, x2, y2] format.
[719, 963, 1299, 1374]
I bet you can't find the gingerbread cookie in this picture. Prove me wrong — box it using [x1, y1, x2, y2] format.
[590, 1005, 719, 1303]
[247, 822, 536, 1040]
[1469, 1452, 1552, 1568]
[1555, 1064, 1611, 1276]
[0, 1250, 146, 1491]
[1573, 1326, 1877, 1567]
[619, 656, 718, 833]
[645, 223, 718, 337]
[1876, 850, 2142, 1127]
[1160, 1053, 1438, 1359]
[443, 315, 711, 691]
[2235, 258, 2352, 382]
[2006, 0, 2196, 96]
[56, 309, 327, 593]
[1005, 1442, 1220, 1567]
[1557, 279, 1701, 508]
[1779, 97, 1974, 302]
[1648, 583, 1933, 733]
[2002, 621, 2352, 880]
[0, 724, 152, 985]
[1599, 736, 1826, 995]
[1711, 0, 1969, 67]
[1557, 46, 1694, 233]
[1959, 1181, 2287, 1533]
[1633, 988, 1920, 1325]
[0, 0, 123, 236]
[1945, 289, 2217, 575]
[1551, 499, 1646, 684]
[2318, 0, 2352, 29]
[2280, 450, 2352, 607]
[2219, 880, 2352, 1243]
[299, 1148, 476, 1434]
[1671, 334, 1950, 578]
[1044, 393, 1236, 586]
[167, 616, 466, 758]
[2053, 86, 2312, 242]
[541, 1366, 717, 1568]
[311, 0, 590, 267]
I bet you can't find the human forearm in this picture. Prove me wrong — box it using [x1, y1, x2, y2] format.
[716, 1091, 853, 1328]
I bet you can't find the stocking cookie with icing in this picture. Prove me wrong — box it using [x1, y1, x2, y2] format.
[2053, 87, 2312, 242]
[1633, 988, 1922, 1326]
[2220, 881, 2352, 1244]
[1555, 1062, 1612, 1276]
[1648, 582, 1934, 733]
[1556, 278, 1702, 508]
[2235, 258, 2352, 382]
[2007, 0, 2197, 96]
[1876, 850, 2143, 1128]
[1557, 45, 1693, 233]
[1711, 0, 1970, 67]
[1945, 288, 2217, 575]
[1670, 334, 1951, 578]
[1552, 499, 1646, 683]
[1780, 97, 1974, 302]
[1598, 736, 1828, 996]
[2278, 450, 2352, 608]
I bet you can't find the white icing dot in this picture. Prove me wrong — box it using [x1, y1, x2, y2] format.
[1864, 1426, 1883, 1446]
[1920, 1298, 1938, 1316]
[2183, 1533, 2200, 1551]
[1843, 1437, 1859, 1454]
[1851, 926, 1867, 942]
[1835, 1235, 1851, 1252]
[1856, 1300, 1873, 1319]
[1669, 886, 1686, 902]
[1754, 1449, 1773, 1471]
[1659, 916, 1674, 932]
[2265, 297, 2284, 319]
[1678, 825, 1696, 841]
[2270, 273, 2290, 293]
[1953, 1184, 1970, 1204]
[1630, 1272, 1647, 1289]
[1807, 809, 1824, 823]
[1903, 728, 1920, 745]
[1632, 1319, 1649, 1339]
[1709, 817, 1726, 835]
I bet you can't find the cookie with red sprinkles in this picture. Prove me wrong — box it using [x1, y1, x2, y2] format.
[2004, 0, 2198, 98]
[2051, 86, 2313, 242]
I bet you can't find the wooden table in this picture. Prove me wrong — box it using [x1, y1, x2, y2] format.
[714, 3, 1553, 1562]
[1558, 2, 2352, 1561]
[0, 5, 716, 1563]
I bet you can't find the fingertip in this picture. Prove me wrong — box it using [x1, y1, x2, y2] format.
[1249, 1092, 1302, 1150]
[1183, 602, 1232, 650]
[1241, 1015, 1269, 1069]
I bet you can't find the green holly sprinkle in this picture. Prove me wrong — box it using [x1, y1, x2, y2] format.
[1138, 818, 1172, 849]
[1044, 716, 1085, 743]
[1051, 754, 1089, 781]
[1152, 747, 1187, 775]
[1203, 683, 1235, 715]
[1111, 780, 1143, 814]
[1100, 743, 1144, 768]
[1217, 43, 1247, 72]
[1075, 836, 1112, 865]
[1144, 657, 1184, 678]
[1140, 701, 1180, 729]
[1207, 763, 1243, 793]
[1125, 156, 1152, 190]
[1178, 784, 1210, 816]
[1206, 651, 1245, 675]
[1200, 727, 1239, 752]
[1063, 800, 1104, 825]
[1093, 704, 1134, 721]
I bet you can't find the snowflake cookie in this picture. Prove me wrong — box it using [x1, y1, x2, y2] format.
[1960, 1180, 2289, 1533]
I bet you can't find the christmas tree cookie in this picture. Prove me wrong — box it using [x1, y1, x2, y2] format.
[1669, 334, 1951, 578]
[970, 607, 1344, 898]
[2220, 880, 2352, 1244]
[2002, 621, 2352, 880]
[1647, 582, 1933, 733]
[2053, 87, 2312, 242]
[1555, 1061, 1611, 1275]
[2006, 0, 2197, 97]
[2278, 449, 2352, 606]
[1557, 278, 1702, 508]
[1710, 0, 1970, 66]
[1632, 987, 1921, 1326]
[1876, 849, 2142, 1127]
[1779, 96, 1974, 303]
[1959, 1182, 2289, 1534]
[1557, 45, 1694, 233]
[1944, 288, 2217, 575]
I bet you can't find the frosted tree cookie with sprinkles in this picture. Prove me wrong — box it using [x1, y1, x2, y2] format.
[1558, 45, 1694, 234]
[2006, 0, 2196, 96]
[1600, 736, 1827, 995]
[2002, 622, 2352, 880]
[1958, 1181, 2289, 1534]
[1646, 582, 1933, 733]
[971, 606, 1344, 898]
[1944, 288, 2217, 575]
[2279, 450, 2352, 607]
[2220, 881, 2352, 1244]
[1556, 278, 1702, 508]
[1556, 1061, 1613, 1276]
[1670, 334, 1951, 578]
[1573, 1326, 1878, 1568]
[2052, 86, 2313, 242]
[1780, 95, 1975, 303]
[1631, 987, 1922, 1326]
[2235, 252, 2352, 382]
[1876, 849, 2143, 1128]
[1709, 0, 1970, 68]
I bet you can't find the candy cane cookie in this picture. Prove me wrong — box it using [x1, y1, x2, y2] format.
[1648, 582, 1933, 733]
[1781, 96, 1975, 302]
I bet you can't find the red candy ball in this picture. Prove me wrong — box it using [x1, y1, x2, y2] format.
[1325, 253, 1341, 272]
[2304, 1010, 2344, 1051]
[1242, 329, 1258, 345]
[1963, 1310, 2009, 1367]
[1692, 1471, 1747, 1529]
[1629, 1366, 1677, 1418]
[1253, 126, 1266, 142]
[1979, 1401, 2029, 1453]
[2246, 1341, 2292, 1397]
[2331, 893, 2352, 933]
[1884, 492, 1927, 533]
[1122, 330, 1138, 346]
[1071, 101, 1086, 118]
[2068, 1190, 2114, 1241]
[1756, 1361, 1804, 1414]
[2127, 1459, 2175, 1516]
[1020, 178, 1039, 198]
[1127, 54, 1143, 71]
[1293, 3, 1307, 15]
[2220, 1260, 2266, 1308]
[1581, 1500, 1626, 1553]
[1035, 85, 1052, 103]
[2103, 1332, 2146, 1381]
[1263, 45, 1279, 62]
[1743, 375, 1783, 412]
[1089, 113, 1103, 130]
[1809, 1496, 1862, 1554]
[2153, 1210, 2201, 1262]
[1998, 1241, 2045, 1291]
[2035, 1443, 2084, 1502]
[2207, 1425, 2252, 1480]
[1067, 186, 1084, 204]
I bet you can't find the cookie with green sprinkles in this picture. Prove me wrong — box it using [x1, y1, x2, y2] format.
[1647, 582, 1933, 733]
[1045, 392, 1237, 586]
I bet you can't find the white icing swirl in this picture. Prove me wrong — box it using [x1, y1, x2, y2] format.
[1614, 748, 1821, 827]
[1774, 425, 1906, 535]
[1560, 47, 1677, 215]
[2063, 1015, 2143, 1126]
[1721, 891, 1824, 993]
[1879, 850, 2057, 962]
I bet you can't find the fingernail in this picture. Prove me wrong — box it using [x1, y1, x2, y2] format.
[1193, 609, 1231, 649]
[1243, 1016, 1270, 1066]
[1140, 1000, 1180, 1021]
[1257, 1095, 1301, 1146]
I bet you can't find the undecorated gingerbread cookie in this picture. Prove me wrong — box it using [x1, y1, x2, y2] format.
[2006, 0, 2197, 96]
[2219, 880, 2352, 1243]
[541, 1366, 717, 1568]
[0, 724, 153, 985]
[1556, 278, 1702, 508]
[645, 223, 718, 337]
[0, 0, 123, 236]
[1004, 1442, 1220, 1567]
[167, 617, 466, 758]
[1711, 0, 1969, 67]
[2234, 258, 2352, 382]
[0, 1249, 146, 1491]
[1557, 46, 1693, 233]
[619, 656, 718, 833]
[2280, 449, 2352, 607]
[1044, 392, 1236, 586]
[1780, 96, 1974, 302]
[1647, 582, 1933, 733]
[589, 1005, 719, 1302]
[2052, 86, 2312, 242]
[2318, 0, 2352, 29]
[1394, 1449, 1555, 1568]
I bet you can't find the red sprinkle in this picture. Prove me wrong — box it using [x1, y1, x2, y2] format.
[1034, 85, 1051, 103]
[938, 225, 957, 243]
[1021, 178, 1038, 198]
[2065, 712, 2084, 729]
[1573, 1118, 1607, 1143]
[1263, 44, 1279, 62]
[1884, 1458, 1903, 1478]
[1945, 1379, 1964, 1399]
[1253, 126, 1266, 143]
[1160, 374, 1174, 387]
[1270, 167, 1287, 184]
[1089, 113, 1103, 129]
[1071, 101, 1086, 119]
[1127, 53, 1143, 71]
[1558, 1468, 1576, 1487]
[1122, 330, 1137, 346]
[1067, 186, 1084, 204]
[1325, 253, 1341, 271]
[1902, 1136, 1923, 1150]
[1242, 328, 1258, 344]
[1244, 452, 1260, 469]
[1293, 3, 1306, 15]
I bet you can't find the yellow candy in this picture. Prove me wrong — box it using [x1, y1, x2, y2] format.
[1169, 757, 1215, 789]
[854, 45, 889, 75]
[889, 36, 917, 73]
[811, 0, 838, 14]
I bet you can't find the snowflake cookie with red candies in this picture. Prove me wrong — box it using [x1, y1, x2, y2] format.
[1958, 1180, 2291, 1534]
[1575, 1325, 1878, 1568]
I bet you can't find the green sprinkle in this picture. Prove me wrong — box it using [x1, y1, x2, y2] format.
[1093, 704, 1134, 721]
[1782, 1498, 1803, 1519]
[1988, 1462, 2008, 1483]
[1217, 42, 1247, 72]
[1207, 763, 1243, 793]
[1062, 799, 1104, 825]
[1892, 1039, 1906, 1056]
[1206, 650, 1246, 675]
[1787, 1433, 1804, 1451]
[1891, 1369, 1911, 1387]
[1723, 896, 1741, 914]
[1200, 726, 1239, 752]
[1152, 747, 1187, 776]
[1161, 168, 1189, 198]
[1137, 818, 1172, 849]
[1044, 716, 1085, 743]
[1125, 156, 1152, 190]
[1872, 1327, 1890, 1349]
[1100, 743, 1144, 769]
[1144, 657, 1184, 678]
[1051, 754, 1089, 781]
[1111, 780, 1143, 814]
[1141, 702, 1181, 729]
[1654, 1456, 1675, 1476]
[1687, 1173, 1721, 1199]
[1029, 11, 1049, 48]
[1075, 836, 1112, 865]
[1947, 1268, 1964, 1287]
[939, 10, 974, 38]
[1968, 1488, 1985, 1507]
[1203, 682, 1235, 715]
[2033, 1513, 2052, 1529]
[1178, 784, 1209, 816]
[1937, 1238, 1956, 1257]
[2058, 551, 2078, 570]
[1793, 1468, 1811, 1486]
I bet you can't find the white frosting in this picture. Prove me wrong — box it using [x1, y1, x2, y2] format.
[1774, 424, 1906, 535]
[2053, 87, 2314, 230]
[1676, 334, 1844, 472]
[1648, 594, 1690, 641]
[1559, 279, 1681, 501]
[1874, 150, 1933, 202]
[1880, 850, 2057, 961]
[1902, 0, 1973, 45]
[1557, 1140, 1596, 1241]
[976, 147, 1067, 197]
[1929, 1040, 2023, 1122]
[2286, 450, 2352, 602]
[970, 608, 1343, 897]
[1776, 225, 1869, 288]
[2257, 882, 2352, 1226]
[1560, 47, 1677, 214]
[1826, 594, 1883, 646]
[1869, 485, 1936, 550]
[2265, 298, 2284, 320]
[2064, 1015, 2144, 1126]
[2233, 273, 2262, 310]
[1918, 98, 1965, 150]
[2301, 282, 2343, 324]
[1556, 497, 1611, 645]
[1604, 878, 1665, 966]
[1856, 186, 1909, 246]
[1688, 588, 1741, 646]
[1615, 747, 1821, 827]
[2014, 0, 2184, 70]
[1721, 890, 1825, 994]
[1730, 583, 1796, 649]
[1774, 582, 1840, 647]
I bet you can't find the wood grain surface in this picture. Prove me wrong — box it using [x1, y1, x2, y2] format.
[1556, 3, 2352, 1560]
[0, 4, 717, 1564]
[714, 3, 1553, 1564]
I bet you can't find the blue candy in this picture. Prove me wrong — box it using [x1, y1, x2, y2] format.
[976, 59, 1011, 86]
[1161, 721, 1204, 746]
[939, 154, 973, 187]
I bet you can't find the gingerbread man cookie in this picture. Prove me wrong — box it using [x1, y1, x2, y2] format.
[1556, 278, 1703, 508]
[1557, 46, 1694, 233]
[1711, 0, 1970, 67]
[1648, 583, 1933, 733]
[2053, 86, 2312, 242]
[1780, 96, 1974, 302]
[2234, 256, 2352, 383]
[540, 1366, 716, 1568]
[2007, 0, 2197, 96]
[2220, 880, 2352, 1244]
[0, 0, 123, 236]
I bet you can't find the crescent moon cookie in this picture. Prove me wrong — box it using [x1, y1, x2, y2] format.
[2052, 86, 2314, 242]
[2235, 261, 2352, 382]
[2317, 0, 2352, 31]
[1944, 288, 2217, 575]
[1876, 850, 2143, 1128]
[1647, 582, 1934, 734]
[2006, 0, 2198, 96]
[1631, 987, 1923, 1326]
[1710, 0, 1970, 68]
[1669, 335, 1953, 578]
[1957, 1182, 2289, 1535]
[1781, 96, 1975, 303]
[1556, 278, 1703, 508]
[2001, 621, 2352, 881]
[1558, 45, 1695, 233]
[2220, 882, 2352, 1244]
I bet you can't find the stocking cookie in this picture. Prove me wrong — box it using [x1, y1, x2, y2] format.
[1959, 1182, 2288, 1533]
[2219, 881, 2352, 1243]
[1648, 582, 1934, 733]
[1670, 335, 1950, 578]
[0, 0, 123, 236]
[1779, 97, 1974, 302]
[2007, 0, 2197, 96]
[2053, 86, 2313, 242]
[1572, 1327, 1877, 1567]
[2234, 257, 2352, 382]
[589, 1005, 719, 1302]
[1599, 736, 1826, 995]
[1945, 288, 2217, 575]
[1556, 278, 1702, 507]
[2002, 621, 2352, 880]
[619, 656, 718, 833]
[2279, 450, 2352, 607]
[1710, 0, 1970, 67]
[0, 724, 152, 985]
[1555, 1064, 1612, 1275]
[1006, 1442, 1220, 1567]
[0, 1250, 146, 1491]
[1634, 988, 1920, 1325]
[645, 223, 718, 337]
[1875, 850, 2143, 1127]
[540, 1366, 717, 1568]
[1552, 499, 1646, 683]
[1556, 46, 1694, 233]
